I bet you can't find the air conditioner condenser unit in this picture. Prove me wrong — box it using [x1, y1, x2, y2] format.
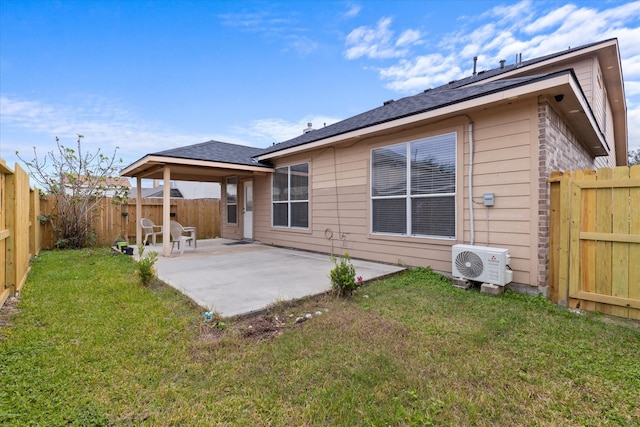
[452, 244, 513, 286]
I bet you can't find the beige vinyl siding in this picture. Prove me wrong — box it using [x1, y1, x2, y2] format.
[527, 57, 616, 167]
[251, 124, 463, 274]
[600, 97, 616, 167]
[572, 58, 594, 104]
[592, 60, 606, 134]
[251, 106, 543, 287]
[462, 101, 538, 285]
[594, 83, 617, 168]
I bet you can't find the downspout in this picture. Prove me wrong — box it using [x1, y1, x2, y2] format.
[468, 119, 475, 245]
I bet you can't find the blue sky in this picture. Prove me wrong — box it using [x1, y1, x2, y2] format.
[1, 0, 639, 174]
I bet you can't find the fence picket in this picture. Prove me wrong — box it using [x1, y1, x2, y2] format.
[595, 168, 612, 315]
[552, 165, 640, 320]
[611, 167, 630, 318]
[40, 196, 220, 248]
[0, 161, 40, 307]
[629, 165, 640, 320]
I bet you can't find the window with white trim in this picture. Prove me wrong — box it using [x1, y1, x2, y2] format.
[371, 133, 456, 238]
[272, 163, 309, 228]
[226, 177, 237, 224]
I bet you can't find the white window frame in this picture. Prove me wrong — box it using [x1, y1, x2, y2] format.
[226, 176, 237, 224]
[370, 133, 456, 239]
[272, 163, 309, 229]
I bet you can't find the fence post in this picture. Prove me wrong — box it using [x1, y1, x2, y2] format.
[549, 172, 560, 304]
[554, 171, 572, 306]
[0, 160, 13, 307]
[629, 165, 640, 320]
[29, 187, 41, 258]
[5, 166, 17, 298]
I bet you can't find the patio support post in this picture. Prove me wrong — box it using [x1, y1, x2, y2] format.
[136, 176, 142, 247]
[162, 166, 171, 257]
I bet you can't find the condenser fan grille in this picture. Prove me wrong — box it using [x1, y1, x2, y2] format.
[455, 251, 484, 278]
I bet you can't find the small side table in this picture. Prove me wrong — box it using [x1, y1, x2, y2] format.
[183, 226, 197, 248]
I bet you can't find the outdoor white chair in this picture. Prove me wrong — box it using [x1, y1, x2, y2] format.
[141, 218, 162, 246]
[169, 220, 195, 255]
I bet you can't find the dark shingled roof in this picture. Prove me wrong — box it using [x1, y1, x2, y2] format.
[425, 38, 614, 91]
[256, 39, 614, 158]
[257, 72, 562, 157]
[129, 39, 610, 169]
[141, 187, 183, 198]
[151, 140, 268, 167]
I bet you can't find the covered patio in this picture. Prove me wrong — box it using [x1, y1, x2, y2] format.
[120, 141, 272, 257]
[147, 238, 406, 317]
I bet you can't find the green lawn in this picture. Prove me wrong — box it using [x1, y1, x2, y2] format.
[1, 248, 639, 426]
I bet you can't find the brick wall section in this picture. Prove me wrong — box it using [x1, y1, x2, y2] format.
[537, 102, 595, 292]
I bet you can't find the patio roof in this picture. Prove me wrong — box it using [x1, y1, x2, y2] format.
[121, 140, 273, 182]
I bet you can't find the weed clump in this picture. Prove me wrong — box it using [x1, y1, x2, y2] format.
[329, 252, 361, 296]
[135, 244, 158, 286]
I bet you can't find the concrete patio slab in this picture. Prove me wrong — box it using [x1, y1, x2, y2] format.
[151, 238, 405, 317]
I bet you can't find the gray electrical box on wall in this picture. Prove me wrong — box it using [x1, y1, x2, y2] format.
[483, 193, 495, 207]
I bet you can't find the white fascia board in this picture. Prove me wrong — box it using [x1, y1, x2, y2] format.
[256, 73, 578, 161]
[120, 156, 151, 176]
[120, 155, 273, 177]
[568, 77, 607, 150]
[471, 39, 618, 86]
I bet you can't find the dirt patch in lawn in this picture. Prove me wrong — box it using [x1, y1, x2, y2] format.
[237, 313, 291, 340]
[0, 295, 20, 341]
[197, 313, 299, 346]
[193, 296, 335, 349]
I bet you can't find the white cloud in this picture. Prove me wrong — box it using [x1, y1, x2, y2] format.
[218, 10, 320, 56]
[0, 95, 215, 167]
[379, 54, 462, 92]
[344, 1, 640, 152]
[343, 2, 361, 19]
[396, 29, 422, 47]
[626, 81, 640, 98]
[524, 4, 577, 34]
[616, 27, 640, 58]
[485, 0, 534, 25]
[235, 115, 342, 145]
[358, 1, 640, 94]
[344, 17, 421, 59]
[218, 11, 293, 30]
[601, 0, 640, 22]
[0, 95, 344, 174]
[628, 105, 640, 151]
[284, 35, 320, 56]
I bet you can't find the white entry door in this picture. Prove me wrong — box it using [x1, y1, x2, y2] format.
[243, 181, 253, 240]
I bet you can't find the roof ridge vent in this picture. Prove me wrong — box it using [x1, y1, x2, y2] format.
[383, 99, 395, 106]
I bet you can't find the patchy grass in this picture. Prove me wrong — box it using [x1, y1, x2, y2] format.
[1, 248, 638, 426]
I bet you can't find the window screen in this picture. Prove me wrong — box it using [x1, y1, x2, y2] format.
[371, 133, 456, 238]
[226, 177, 237, 224]
[272, 163, 309, 228]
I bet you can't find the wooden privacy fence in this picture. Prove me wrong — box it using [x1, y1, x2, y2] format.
[549, 165, 640, 320]
[0, 160, 41, 307]
[40, 196, 220, 248]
